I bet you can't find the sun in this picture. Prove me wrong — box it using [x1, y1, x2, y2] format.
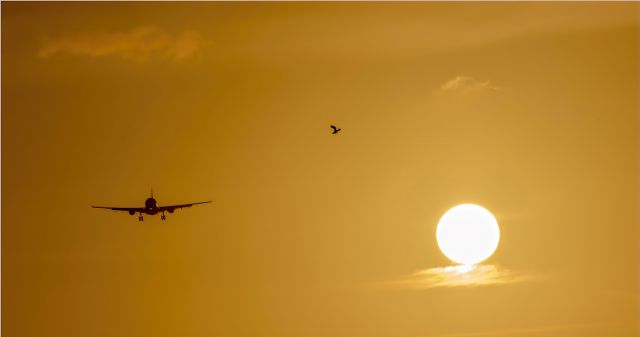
[436, 204, 500, 265]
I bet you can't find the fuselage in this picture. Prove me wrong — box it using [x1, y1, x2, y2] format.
[145, 197, 158, 214]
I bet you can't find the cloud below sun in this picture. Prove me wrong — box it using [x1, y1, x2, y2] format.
[384, 264, 530, 290]
[439, 75, 501, 93]
[38, 25, 209, 62]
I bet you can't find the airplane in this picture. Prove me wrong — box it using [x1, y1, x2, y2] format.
[92, 190, 211, 221]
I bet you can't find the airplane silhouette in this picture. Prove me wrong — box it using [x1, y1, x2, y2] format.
[330, 125, 341, 134]
[92, 190, 211, 221]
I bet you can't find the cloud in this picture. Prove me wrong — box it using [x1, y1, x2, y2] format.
[383, 264, 530, 290]
[439, 76, 501, 93]
[38, 26, 209, 62]
[424, 321, 626, 337]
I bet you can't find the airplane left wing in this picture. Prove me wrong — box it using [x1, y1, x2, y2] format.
[158, 201, 212, 213]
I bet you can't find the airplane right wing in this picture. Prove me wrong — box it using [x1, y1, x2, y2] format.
[92, 206, 145, 215]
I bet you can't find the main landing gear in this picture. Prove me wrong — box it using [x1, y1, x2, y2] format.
[161, 212, 166, 221]
[138, 212, 144, 222]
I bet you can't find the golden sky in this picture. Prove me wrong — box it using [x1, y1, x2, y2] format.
[2, 2, 639, 337]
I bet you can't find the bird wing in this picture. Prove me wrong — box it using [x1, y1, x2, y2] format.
[157, 201, 212, 213]
[330, 125, 337, 130]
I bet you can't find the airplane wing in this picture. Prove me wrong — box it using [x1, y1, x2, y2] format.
[158, 201, 212, 213]
[92, 206, 145, 214]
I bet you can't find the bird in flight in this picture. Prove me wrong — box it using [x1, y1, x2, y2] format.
[92, 190, 211, 221]
[330, 125, 341, 134]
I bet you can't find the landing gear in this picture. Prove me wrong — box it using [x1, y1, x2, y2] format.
[161, 212, 166, 221]
[138, 213, 144, 222]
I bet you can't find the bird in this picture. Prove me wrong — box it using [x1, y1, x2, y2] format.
[330, 125, 341, 134]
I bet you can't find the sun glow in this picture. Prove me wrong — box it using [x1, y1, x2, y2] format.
[436, 204, 500, 265]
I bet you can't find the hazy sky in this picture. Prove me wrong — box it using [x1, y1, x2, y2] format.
[2, 3, 639, 337]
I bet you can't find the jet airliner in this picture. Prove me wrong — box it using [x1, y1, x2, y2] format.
[92, 191, 211, 221]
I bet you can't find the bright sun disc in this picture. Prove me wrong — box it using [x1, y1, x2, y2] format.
[436, 204, 500, 265]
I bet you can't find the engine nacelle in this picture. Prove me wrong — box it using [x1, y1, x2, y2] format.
[128, 210, 136, 215]
[168, 209, 175, 214]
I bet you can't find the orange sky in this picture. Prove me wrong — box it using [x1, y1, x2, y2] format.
[2, 3, 639, 337]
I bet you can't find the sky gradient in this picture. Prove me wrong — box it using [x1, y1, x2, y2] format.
[3, 3, 639, 337]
